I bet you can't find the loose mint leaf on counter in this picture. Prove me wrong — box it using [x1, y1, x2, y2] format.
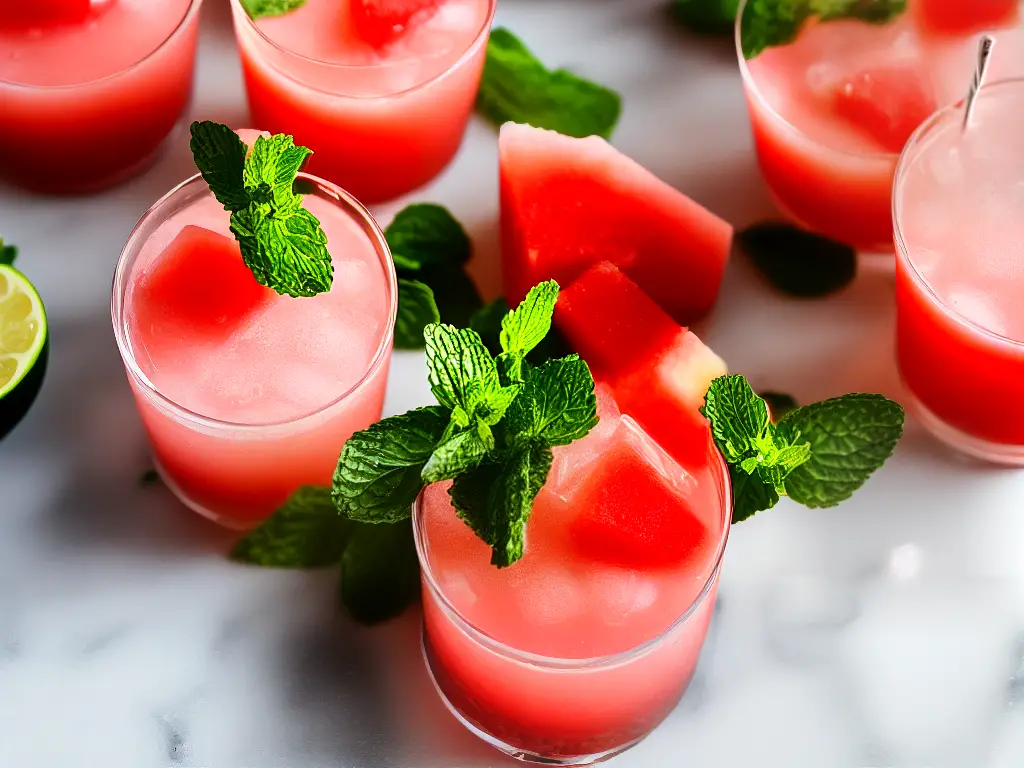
[340, 519, 420, 625]
[777, 394, 905, 508]
[333, 407, 450, 524]
[0, 239, 15, 266]
[240, 0, 306, 20]
[232, 487, 353, 568]
[386, 204, 471, 271]
[738, 222, 856, 298]
[395, 279, 440, 350]
[670, 0, 740, 34]
[477, 27, 622, 139]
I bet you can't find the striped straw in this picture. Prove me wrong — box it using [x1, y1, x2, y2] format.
[962, 35, 996, 132]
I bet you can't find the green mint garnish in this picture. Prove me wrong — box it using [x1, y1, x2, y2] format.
[739, 222, 856, 298]
[471, 298, 572, 364]
[702, 375, 904, 522]
[671, 0, 740, 34]
[385, 204, 482, 347]
[189, 121, 333, 298]
[477, 27, 622, 140]
[741, 0, 906, 59]
[333, 280, 599, 568]
[240, 0, 306, 20]
[759, 391, 799, 421]
[0, 238, 17, 266]
[339, 519, 420, 625]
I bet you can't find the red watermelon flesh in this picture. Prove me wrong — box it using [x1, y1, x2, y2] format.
[500, 123, 733, 327]
[555, 262, 726, 468]
[913, 0, 1018, 35]
[568, 416, 715, 571]
[352, 0, 440, 47]
[133, 226, 272, 366]
[832, 66, 937, 154]
[1, 0, 91, 27]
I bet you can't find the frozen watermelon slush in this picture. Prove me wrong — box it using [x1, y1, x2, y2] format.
[0, 0, 201, 193]
[230, 0, 495, 203]
[415, 388, 730, 763]
[112, 171, 396, 528]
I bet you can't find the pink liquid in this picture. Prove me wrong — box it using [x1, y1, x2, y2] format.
[113, 175, 395, 528]
[416, 396, 730, 760]
[895, 79, 1024, 453]
[0, 0, 201, 193]
[231, 0, 493, 203]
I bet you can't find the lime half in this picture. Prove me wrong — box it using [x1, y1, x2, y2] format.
[0, 265, 48, 440]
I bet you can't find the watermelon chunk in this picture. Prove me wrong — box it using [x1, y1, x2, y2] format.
[500, 123, 733, 327]
[913, 0, 1018, 36]
[1, 0, 91, 27]
[352, 0, 440, 47]
[556, 262, 726, 467]
[568, 416, 714, 570]
[133, 226, 271, 361]
[832, 66, 937, 154]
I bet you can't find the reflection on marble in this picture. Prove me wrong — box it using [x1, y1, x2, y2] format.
[1, 0, 1024, 766]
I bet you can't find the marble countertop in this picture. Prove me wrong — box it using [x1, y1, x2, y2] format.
[3, 0, 1024, 766]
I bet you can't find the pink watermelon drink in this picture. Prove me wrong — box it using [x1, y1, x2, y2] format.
[0, 0, 201, 194]
[230, 0, 495, 203]
[415, 393, 731, 763]
[894, 77, 1024, 463]
[112, 126, 396, 527]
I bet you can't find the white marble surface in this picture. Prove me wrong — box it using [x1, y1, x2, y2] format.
[2, 1, 1024, 766]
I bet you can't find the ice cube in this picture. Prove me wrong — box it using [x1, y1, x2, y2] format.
[947, 287, 1010, 335]
[547, 384, 621, 503]
[438, 571, 478, 608]
[588, 568, 659, 627]
[511, 565, 584, 626]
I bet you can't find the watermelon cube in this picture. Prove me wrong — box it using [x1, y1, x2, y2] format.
[352, 0, 440, 47]
[832, 66, 937, 154]
[568, 416, 714, 570]
[1, 0, 91, 27]
[500, 123, 733, 327]
[132, 226, 272, 365]
[555, 263, 726, 467]
[913, 0, 1018, 36]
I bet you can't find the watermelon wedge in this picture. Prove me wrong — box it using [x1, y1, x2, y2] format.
[556, 262, 726, 468]
[132, 226, 272, 364]
[913, 0, 1018, 36]
[500, 123, 733, 326]
[1, 0, 91, 27]
[832, 66, 937, 154]
[352, 0, 440, 47]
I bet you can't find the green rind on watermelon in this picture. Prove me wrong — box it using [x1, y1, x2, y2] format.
[499, 122, 732, 327]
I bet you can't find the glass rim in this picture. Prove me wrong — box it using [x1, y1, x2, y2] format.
[110, 170, 398, 433]
[0, 0, 204, 91]
[734, 0, 902, 163]
[411, 433, 734, 671]
[893, 75, 1024, 350]
[229, 0, 496, 99]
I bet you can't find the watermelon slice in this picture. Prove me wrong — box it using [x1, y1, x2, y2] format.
[133, 226, 272, 361]
[1, 0, 91, 27]
[500, 123, 733, 327]
[913, 0, 1018, 35]
[568, 416, 714, 570]
[832, 66, 937, 154]
[555, 263, 726, 468]
[352, 0, 440, 47]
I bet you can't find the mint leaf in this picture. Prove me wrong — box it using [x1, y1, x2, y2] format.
[333, 407, 449, 523]
[477, 27, 622, 140]
[231, 487, 352, 568]
[760, 391, 799, 421]
[386, 204, 471, 272]
[0, 238, 18, 266]
[240, 0, 305, 20]
[230, 205, 333, 298]
[500, 280, 559, 374]
[817, 0, 906, 24]
[340, 519, 420, 625]
[777, 394, 904, 508]
[395, 279, 440, 350]
[419, 263, 483, 327]
[243, 134, 313, 207]
[739, 222, 856, 298]
[730, 464, 780, 523]
[422, 428, 491, 484]
[702, 375, 772, 463]
[423, 324, 509, 426]
[189, 121, 250, 211]
[505, 356, 598, 447]
[671, 0, 740, 34]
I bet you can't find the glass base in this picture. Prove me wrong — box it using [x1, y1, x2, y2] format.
[903, 384, 1024, 466]
[151, 457, 254, 531]
[419, 626, 645, 766]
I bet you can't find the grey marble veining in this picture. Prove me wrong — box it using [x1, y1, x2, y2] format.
[2, 0, 1024, 766]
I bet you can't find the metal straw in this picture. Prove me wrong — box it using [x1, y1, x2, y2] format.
[962, 35, 996, 132]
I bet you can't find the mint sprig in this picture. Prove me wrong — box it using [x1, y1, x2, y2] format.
[240, 0, 305, 20]
[741, 0, 906, 59]
[671, 0, 740, 34]
[395, 279, 440, 349]
[0, 239, 16, 267]
[189, 121, 333, 298]
[477, 28, 622, 140]
[702, 375, 904, 522]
